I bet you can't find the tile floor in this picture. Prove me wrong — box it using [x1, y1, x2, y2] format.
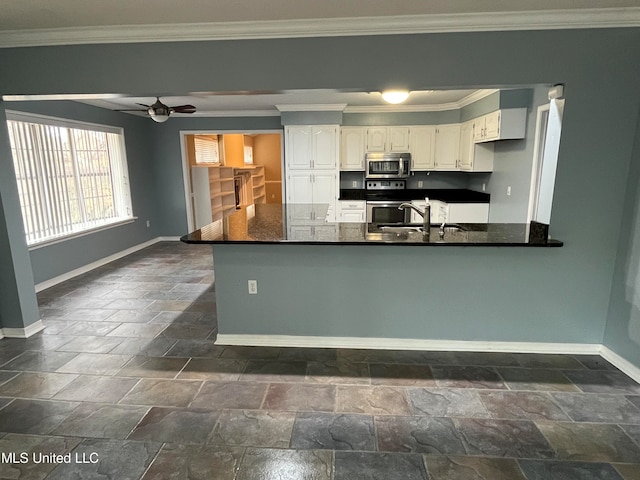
[0, 242, 639, 479]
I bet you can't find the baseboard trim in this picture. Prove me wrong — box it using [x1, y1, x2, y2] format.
[215, 334, 601, 355]
[35, 237, 180, 292]
[1, 320, 46, 339]
[599, 345, 640, 384]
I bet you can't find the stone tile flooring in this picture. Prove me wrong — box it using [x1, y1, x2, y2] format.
[0, 242, 638, 479]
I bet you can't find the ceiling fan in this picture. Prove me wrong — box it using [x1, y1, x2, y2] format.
[116, 97, 196, 123]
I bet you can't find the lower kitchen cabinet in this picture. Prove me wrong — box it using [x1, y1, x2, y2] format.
[411, 199, 489, 223]
[448, 203, 490, 223]
[288, 225, 338, 241]
[338, 200, 366, 223]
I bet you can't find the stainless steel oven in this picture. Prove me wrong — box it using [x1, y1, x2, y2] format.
[365, 152, 411, 179]
[366, 201, 411, 224]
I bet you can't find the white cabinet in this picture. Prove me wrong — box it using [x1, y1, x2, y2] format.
[285, 125, 338, 170]
[338, 200, 366, 223]
[410, 199, 448, 224]
[365, 126, 410, 152]
[473, 108, 527, 143]
[448, 203, 490, 223]
[409, 126, 436, 171]
[340, 127, 366, 171]
[284, 124, 340, 221]
[459, 121, 474, 171]
[434, 124, 461, 171]
[286, 171, 337, 220]
[459, 121, 494, 172]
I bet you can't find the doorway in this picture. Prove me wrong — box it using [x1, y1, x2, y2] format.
[180, 131, 283, 231]
[527, 99, 565, 224]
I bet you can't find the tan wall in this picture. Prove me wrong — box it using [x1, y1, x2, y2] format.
[253, 134, 282, 204]
[222, 134, 245, 167]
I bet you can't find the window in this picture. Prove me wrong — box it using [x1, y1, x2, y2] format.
[6, 112, 133, 246]
[194, 135, 219, 164]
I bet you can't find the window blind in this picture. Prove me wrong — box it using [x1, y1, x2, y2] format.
[6, 114, 133, 246]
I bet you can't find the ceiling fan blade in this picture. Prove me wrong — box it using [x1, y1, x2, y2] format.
[136, 103, 151, 108]
[114, 108, 148, 112]
[170, 105, 197, 114]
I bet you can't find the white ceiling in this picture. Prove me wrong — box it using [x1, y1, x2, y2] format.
[72, 89, 492, 118]
[1, 0, 638, 30]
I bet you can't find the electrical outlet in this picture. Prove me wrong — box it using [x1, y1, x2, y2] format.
[507, 186, 512, 196]
[417, 180, 424, 188]
[352, 180, 358, 188]
[146, 220, 150, 228]
[248, 280, 258, 295]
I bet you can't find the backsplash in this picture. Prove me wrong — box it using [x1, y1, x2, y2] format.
[339, 171, 488, 191]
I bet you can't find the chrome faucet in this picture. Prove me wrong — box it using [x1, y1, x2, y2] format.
[398, 201, 431, 231]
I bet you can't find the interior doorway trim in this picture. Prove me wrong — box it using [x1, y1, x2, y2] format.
[527, 103, 550, 223]
[179, 129, 284, 232]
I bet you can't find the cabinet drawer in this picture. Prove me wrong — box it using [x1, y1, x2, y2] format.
[339, 201, 366, 210]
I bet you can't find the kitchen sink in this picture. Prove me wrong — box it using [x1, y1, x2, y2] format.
[378, 225, 426, 234]
[439, 224, 466, 233]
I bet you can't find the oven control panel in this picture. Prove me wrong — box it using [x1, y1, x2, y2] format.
[366, 180, 406, 190]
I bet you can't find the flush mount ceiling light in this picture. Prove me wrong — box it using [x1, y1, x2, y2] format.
[381, 90, 410, 104]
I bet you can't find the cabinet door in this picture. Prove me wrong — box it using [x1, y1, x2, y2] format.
[366, 127, 387, 152]
[388, 127, 410, 152]
[286, 172, 313, 204]
[340, 127, 365, 170]
[448, 203, 489, 223]
[312, 126, 338, 169]
[312, 172, 337, 205]
[484, 111, 501, 140]
[286, 126, 312, 169]
[472, 117, 485, 142]
[340, 210, 365, 223]
[410, 126, 436, 170]
[434, 125, 461, 171]
[458, 121, 474, 171]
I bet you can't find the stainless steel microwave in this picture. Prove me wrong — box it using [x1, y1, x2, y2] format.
[365, 152, 411, 179]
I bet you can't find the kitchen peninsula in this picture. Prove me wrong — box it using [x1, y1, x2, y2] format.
[182, 204, 562, 349]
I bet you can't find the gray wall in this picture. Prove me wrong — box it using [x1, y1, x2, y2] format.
[0, 106, 40, 328]
[150, 116, 282, 235]
[0, 29, 637, 371]
[487, 86, 547, 222]
[2, 101, 159, 285]
[214, 244, 592, 342]
[604, 108, 640, 368]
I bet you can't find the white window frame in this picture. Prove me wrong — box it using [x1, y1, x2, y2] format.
[5, 110, 135, 248]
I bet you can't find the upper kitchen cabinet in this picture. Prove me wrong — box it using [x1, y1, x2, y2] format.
[459, 120, 494, 172]
[365, 126, 410, 152]
[285, 125, 339, 170]
[340, 127, 366, 171]
[473, 108, 527, 143]
[409, 126, 436, 171]
[434, 124, 461, 171]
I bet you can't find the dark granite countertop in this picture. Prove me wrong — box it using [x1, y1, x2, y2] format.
[181, 204, 562, 247]
[339, 188, 490, 203]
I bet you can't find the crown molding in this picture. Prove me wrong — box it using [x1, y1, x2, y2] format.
[190, 110, 281, 117]
[276, 104, 347, 112]
[0, 8, 638, 48]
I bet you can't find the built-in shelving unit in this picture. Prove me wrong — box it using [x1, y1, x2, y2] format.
[251, 166, 266, 204]
[207, 166, 236, 220]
